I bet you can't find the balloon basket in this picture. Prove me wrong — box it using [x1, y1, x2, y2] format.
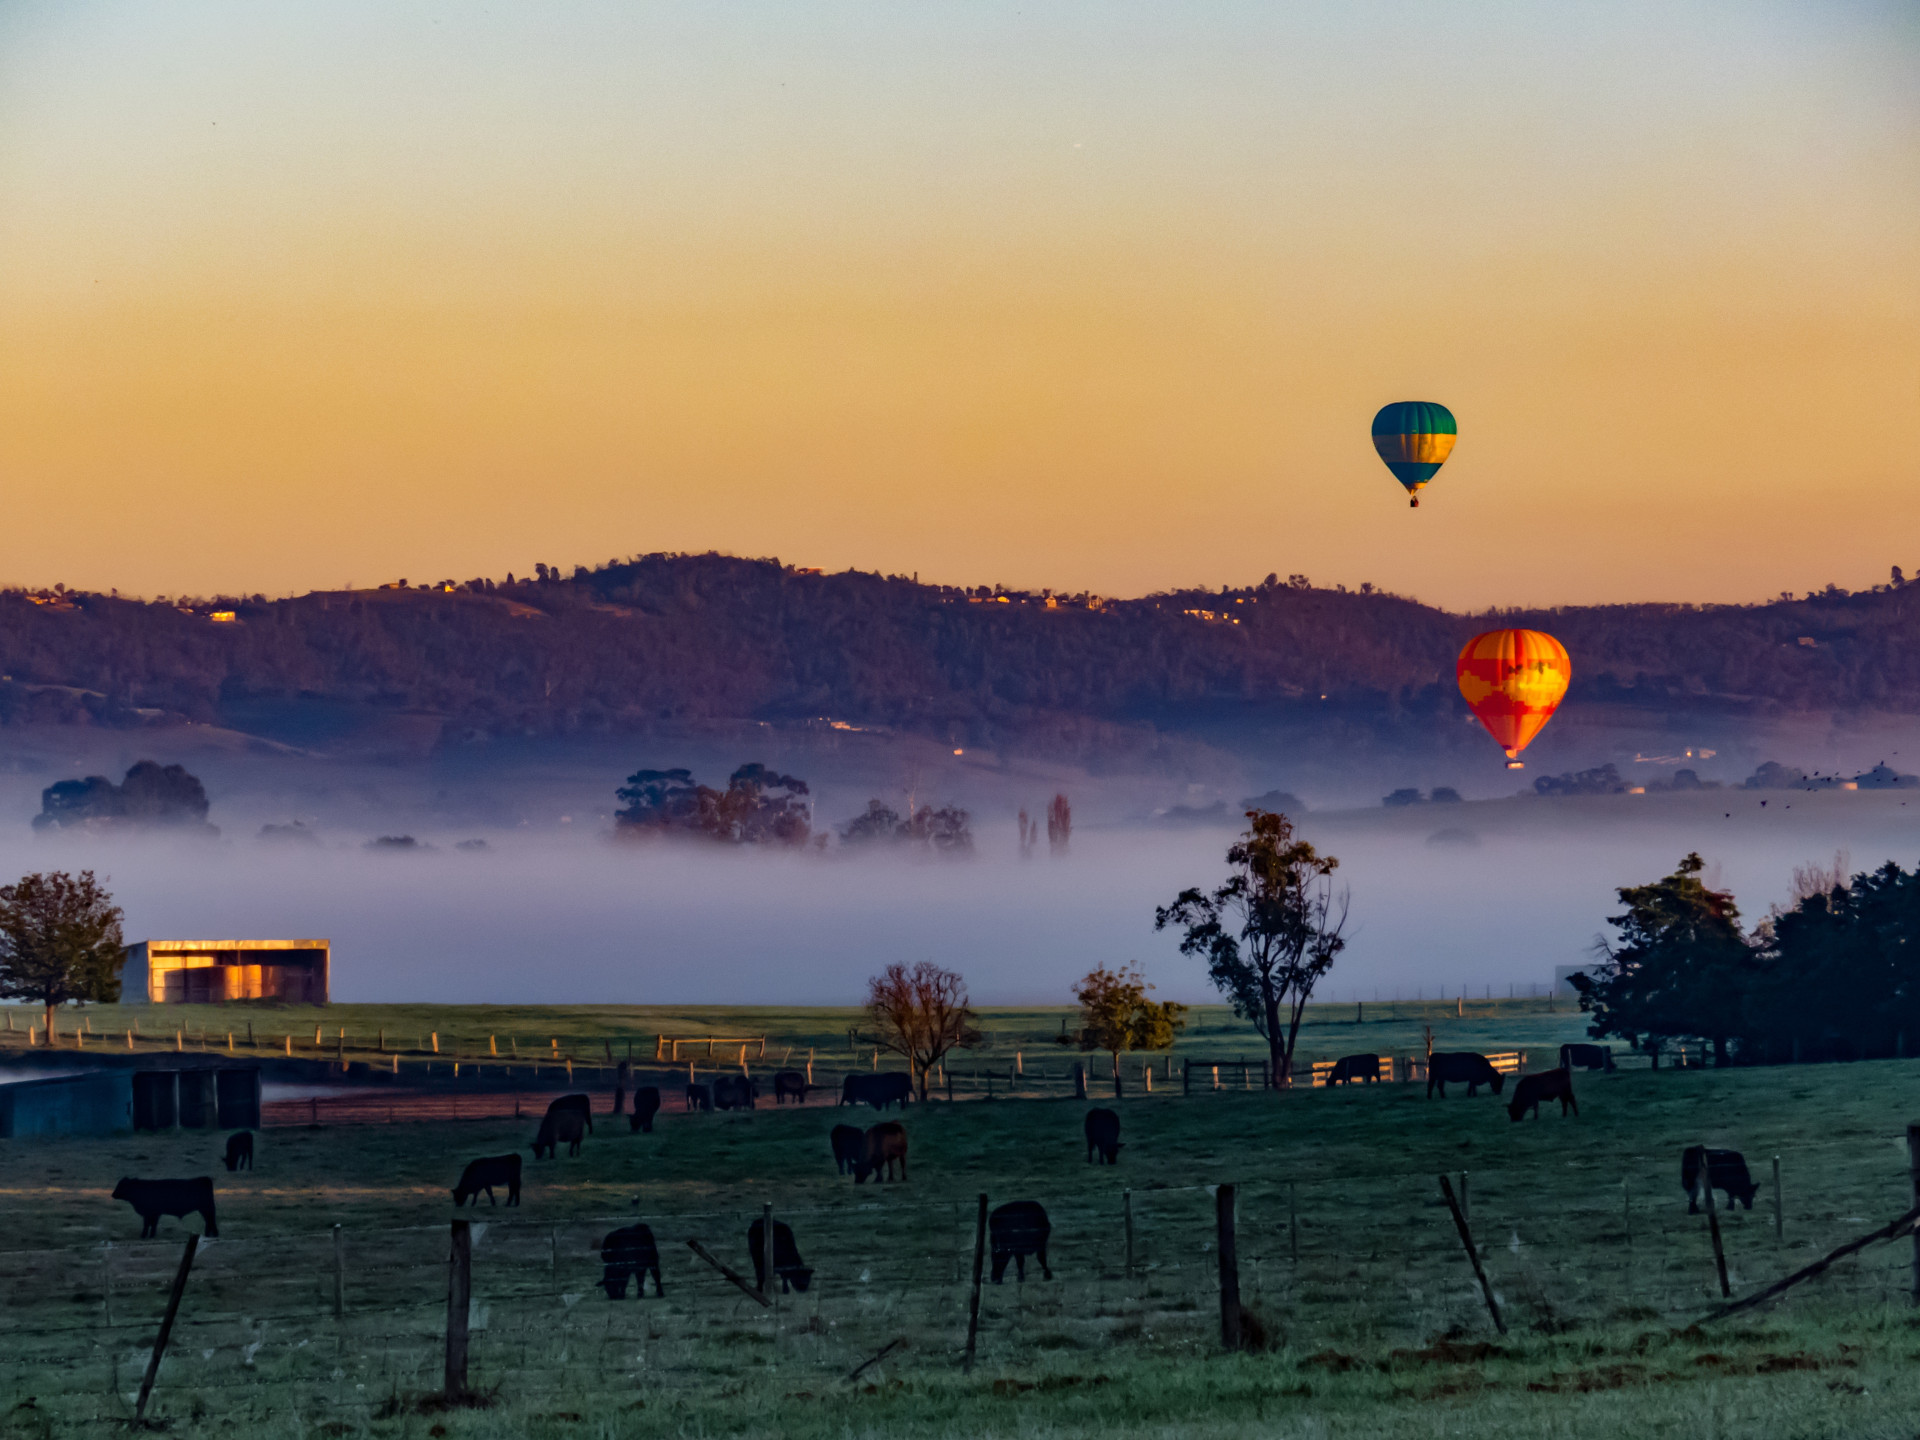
[1505, 760, 1525, 770]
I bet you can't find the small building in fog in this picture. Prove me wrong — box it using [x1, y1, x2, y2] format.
[125, 939, 330, 1004]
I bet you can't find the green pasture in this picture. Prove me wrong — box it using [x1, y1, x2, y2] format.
[4, 1003, 1920, 1437]
[0, 995, 1591, 1076]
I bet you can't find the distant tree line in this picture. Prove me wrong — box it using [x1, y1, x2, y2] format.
[613, 760, 982, 854]
[34, 761, 215, 834]
[6, 553, 1920, 751]
[1576, 850, 1920, 1065]
[615, 764, 813, 846]
[839, 800, 973, 854]
[1534, 759, 1919, 798]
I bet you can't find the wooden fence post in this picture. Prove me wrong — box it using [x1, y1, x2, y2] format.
[1696, 1152, 1731, 1299]
[134, 1233, 199, 1424]
[445, 1220, 472, 1400]
[1772, 1155, 1784, 1243]
[1182, 1059, 1190, 1096]
[1438, 1174, 1505, 1334]
[1908, 1125, 1920, 1305]
[963, 1193, 988, 1373]
[1216, 1184, 1241, 1350]
[332, 1223, 345, 1318]
[1073, 1064, 1086, 1100]
[1123, 1189, 1135, 1279]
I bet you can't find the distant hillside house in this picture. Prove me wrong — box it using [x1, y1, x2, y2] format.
[125, 939, 330, 1004]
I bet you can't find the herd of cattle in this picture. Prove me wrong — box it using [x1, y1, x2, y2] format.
[106, 1039, 1771, 1291]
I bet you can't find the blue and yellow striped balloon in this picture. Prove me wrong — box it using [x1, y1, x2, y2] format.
[1371, 401, 1457, 508]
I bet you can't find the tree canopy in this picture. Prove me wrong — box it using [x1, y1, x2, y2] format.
[34, 761, 214, 833]
[1156, 810, 1348, 1086]
[0, 870, 126, 1038]
[1065, 965, 1187, 1067]
[614, 762, 811, 845]
[1574, 852, 1755, 1064]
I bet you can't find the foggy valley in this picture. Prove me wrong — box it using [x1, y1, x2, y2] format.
[2, 708, 1916, 1007]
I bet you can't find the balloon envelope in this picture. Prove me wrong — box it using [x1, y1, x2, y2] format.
[1371, 401, 1456, 502]
[1456, 629, 1571, 760]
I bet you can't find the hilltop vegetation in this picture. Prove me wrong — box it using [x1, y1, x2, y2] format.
[0, 555, 1916, 753]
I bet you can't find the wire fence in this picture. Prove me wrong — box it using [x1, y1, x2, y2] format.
[5, 1134, 1918, 1428]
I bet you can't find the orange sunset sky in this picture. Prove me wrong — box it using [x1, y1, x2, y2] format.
[1, 2, 1915, 610]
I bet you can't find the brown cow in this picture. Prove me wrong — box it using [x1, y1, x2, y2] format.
[854, 1122, 908, 1183]
[1506, 1069, 1578, 1121]
[533, 1107, 587, 1158]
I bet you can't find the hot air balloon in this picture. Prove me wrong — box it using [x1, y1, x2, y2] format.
[1371, 401, 1456, 507]
[1457, 629, 1570, 768]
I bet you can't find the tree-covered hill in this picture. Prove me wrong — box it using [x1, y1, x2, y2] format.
[0, 556, 1912, 747]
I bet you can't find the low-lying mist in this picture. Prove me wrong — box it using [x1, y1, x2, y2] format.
[9, 787, 1917, 1008]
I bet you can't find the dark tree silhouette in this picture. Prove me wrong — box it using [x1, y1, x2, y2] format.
[34, 761, 212, 832]
[1574, 852, 1754, 1066]
[1156, 810, 1348, 1087]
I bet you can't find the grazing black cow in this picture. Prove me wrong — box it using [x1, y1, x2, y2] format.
[532, 1107, 587, 1159]
[685, 1083, 713, 1112]
[855, 1122, 908, 1183]
[545, 1093, 595, 1135]
[830, 1124, 865, 1175]
[222, 1131, 254, 1172]
[988, 1201, 1052, 1283]
[1681, 1146, 1759, 1213]
[840, 1073, 913, 1110]
[112, 1178, 218, 1238]
[712, 1075, 758, 1111]
[627, 1086, 662, 1133]
[597, 1224, 663, 1298]
[773, 1071, 809, 1105]
[747, 1218, 814, 1293]
[1426, 1052, 1506, 1098]
[1327, 1053, 1380, 1086]
[1559, 1043, 1615, 1073]
[1084, 1108, 1122, 1164]
[1506, 1069, 1579, 1121]
[452, 1153, 522, 1207]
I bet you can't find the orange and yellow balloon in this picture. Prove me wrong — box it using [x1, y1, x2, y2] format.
[1456, 629, 1571, 767]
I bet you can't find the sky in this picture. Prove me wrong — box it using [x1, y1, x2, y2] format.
[1, 1, 1915, 610]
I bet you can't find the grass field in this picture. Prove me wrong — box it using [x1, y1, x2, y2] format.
[5, 1001, 1920, 1437]
[0, 994, 1592, 1077]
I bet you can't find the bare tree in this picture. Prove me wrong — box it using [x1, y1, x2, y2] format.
[862, 961, 982, 1100]
[1155, 811, 1348, 1087]
[0, 870, 126, 1041]
[1789, 849, 1851, 906]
